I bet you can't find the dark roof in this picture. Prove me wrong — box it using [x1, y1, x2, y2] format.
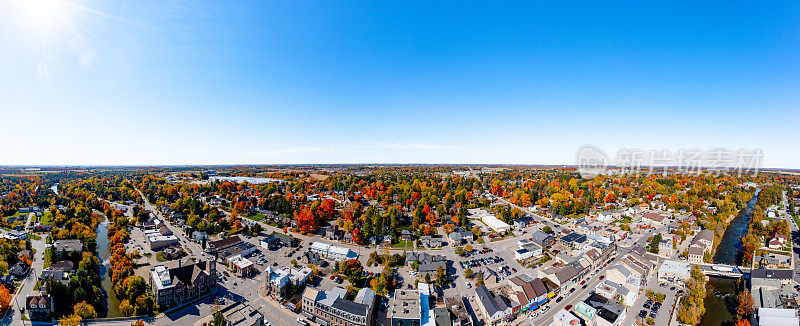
[331, 298, 369, 316]
[51, 260, 74, 272]
[475, 286, 503, 317]
[560, 233, 587, 244]
[531, 231, 552, 242]
[751, 268, 793, 280]
[208, 236, 242, 250]
[418, 261, 447, 272]
[531, 278, 547, 297]
[584, 293, 625, 324]
[168, 260, 212, 287]
[54, 239, 82, 252]
[217, 242, 256, 259]
[555, 265, 579, 283]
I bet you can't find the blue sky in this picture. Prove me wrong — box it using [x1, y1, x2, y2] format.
[0, 1, 798, 167]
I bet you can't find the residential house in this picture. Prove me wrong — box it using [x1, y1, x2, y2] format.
[26, 291, 53, 322]
[53, 239, 82, 259]
[768, 234, 789, 250]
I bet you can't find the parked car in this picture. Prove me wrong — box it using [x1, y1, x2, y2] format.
[565, 305, 572, 310]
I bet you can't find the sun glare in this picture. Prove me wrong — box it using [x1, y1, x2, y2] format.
[8, 0, 73, 39]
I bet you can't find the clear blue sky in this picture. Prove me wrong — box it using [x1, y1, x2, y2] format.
[1, 1, 798, 167]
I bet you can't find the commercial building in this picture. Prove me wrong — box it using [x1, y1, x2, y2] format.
[474, 285, 512, 326]
[194, 301, 264, 326]
[574, 293, 627, 326]
[388, 289, 421, 326]
[146, 233, 179, 250]
[310, 242, 358, 261]
[657, 260, 690, 282]
[227, 255, 256, 277]
[261, 266, 312, 298]
[468, 209, 511, 233]
[302, 286, 376, 326]
[206, 235, 244, 253]
[445, 296, 472, 326]
[149, 260, 217, 308]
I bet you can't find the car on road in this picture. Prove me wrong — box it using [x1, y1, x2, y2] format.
[569, 288, 576, 293]
[638, 310, 648, 318]
[582, 284, 587, 289]
[542, 306, 550, 312]
[599, 275, 604, 280]
[565, 305, 572, 310]
[297, 318, 309, 326]
[555, 297, 563, 303]
[580, 280, 585, 285]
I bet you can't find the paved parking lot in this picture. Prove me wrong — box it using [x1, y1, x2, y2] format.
[620, 273, 683, 326]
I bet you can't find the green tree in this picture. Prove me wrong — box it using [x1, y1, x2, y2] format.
[212, 311, 226, 326]
[542, 226, 552, 233]
[435, 265, 446, 286]
[464, 268, 474, 279]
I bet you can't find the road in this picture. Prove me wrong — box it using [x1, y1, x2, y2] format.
[1, 235, 46, 326]
[781, 190, 800, 283]
[133, 189, 302, 326]
[134, 189, 205, 258]
[526, 224, 660, 325]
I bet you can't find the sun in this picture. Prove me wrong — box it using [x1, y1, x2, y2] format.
[14, 0, 73, 34]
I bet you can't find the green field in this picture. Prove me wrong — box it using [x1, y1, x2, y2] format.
[245, 213, 266, 221]
[391, 240, 414, 248]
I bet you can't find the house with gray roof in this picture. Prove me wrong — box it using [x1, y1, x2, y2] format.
[474, 285, 512, 326]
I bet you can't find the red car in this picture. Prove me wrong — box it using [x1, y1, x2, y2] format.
[580, 280, 585, 285]
[599, 276, 605, 280]
[565, 305, 573, 310]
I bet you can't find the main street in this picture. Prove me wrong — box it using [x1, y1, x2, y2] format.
[526, 224, 661, 325]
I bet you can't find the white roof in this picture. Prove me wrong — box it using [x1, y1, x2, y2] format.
[658, 260, 690, 278]
[759, 308, 799, 326]
[229, 255, 253, 269]
[311, 242, 332, 251]
[481, 214, 511, 231]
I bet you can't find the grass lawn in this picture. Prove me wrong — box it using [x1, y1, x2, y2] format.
[391, 240, 414, 248]
[28, 234, 41, 240]
[143, 252, 152, 258]
[40, 213, 54, 226]
[43, 247, 53, 269]
[156, 252, 168, 262]
[245, 213, 266, 221]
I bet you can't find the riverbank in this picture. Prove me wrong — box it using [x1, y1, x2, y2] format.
[96, 214, 121, 318]
[697, 191, 759, 326]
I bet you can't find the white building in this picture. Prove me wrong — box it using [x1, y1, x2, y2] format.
[310, 242, 358, 261]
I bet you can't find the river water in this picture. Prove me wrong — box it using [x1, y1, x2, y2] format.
[698, 191, 759, 326]
[96, 216, 122, 318]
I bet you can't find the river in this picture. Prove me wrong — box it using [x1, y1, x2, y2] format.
[698, 190, 759, 326]
[96, 215, 122, 318]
